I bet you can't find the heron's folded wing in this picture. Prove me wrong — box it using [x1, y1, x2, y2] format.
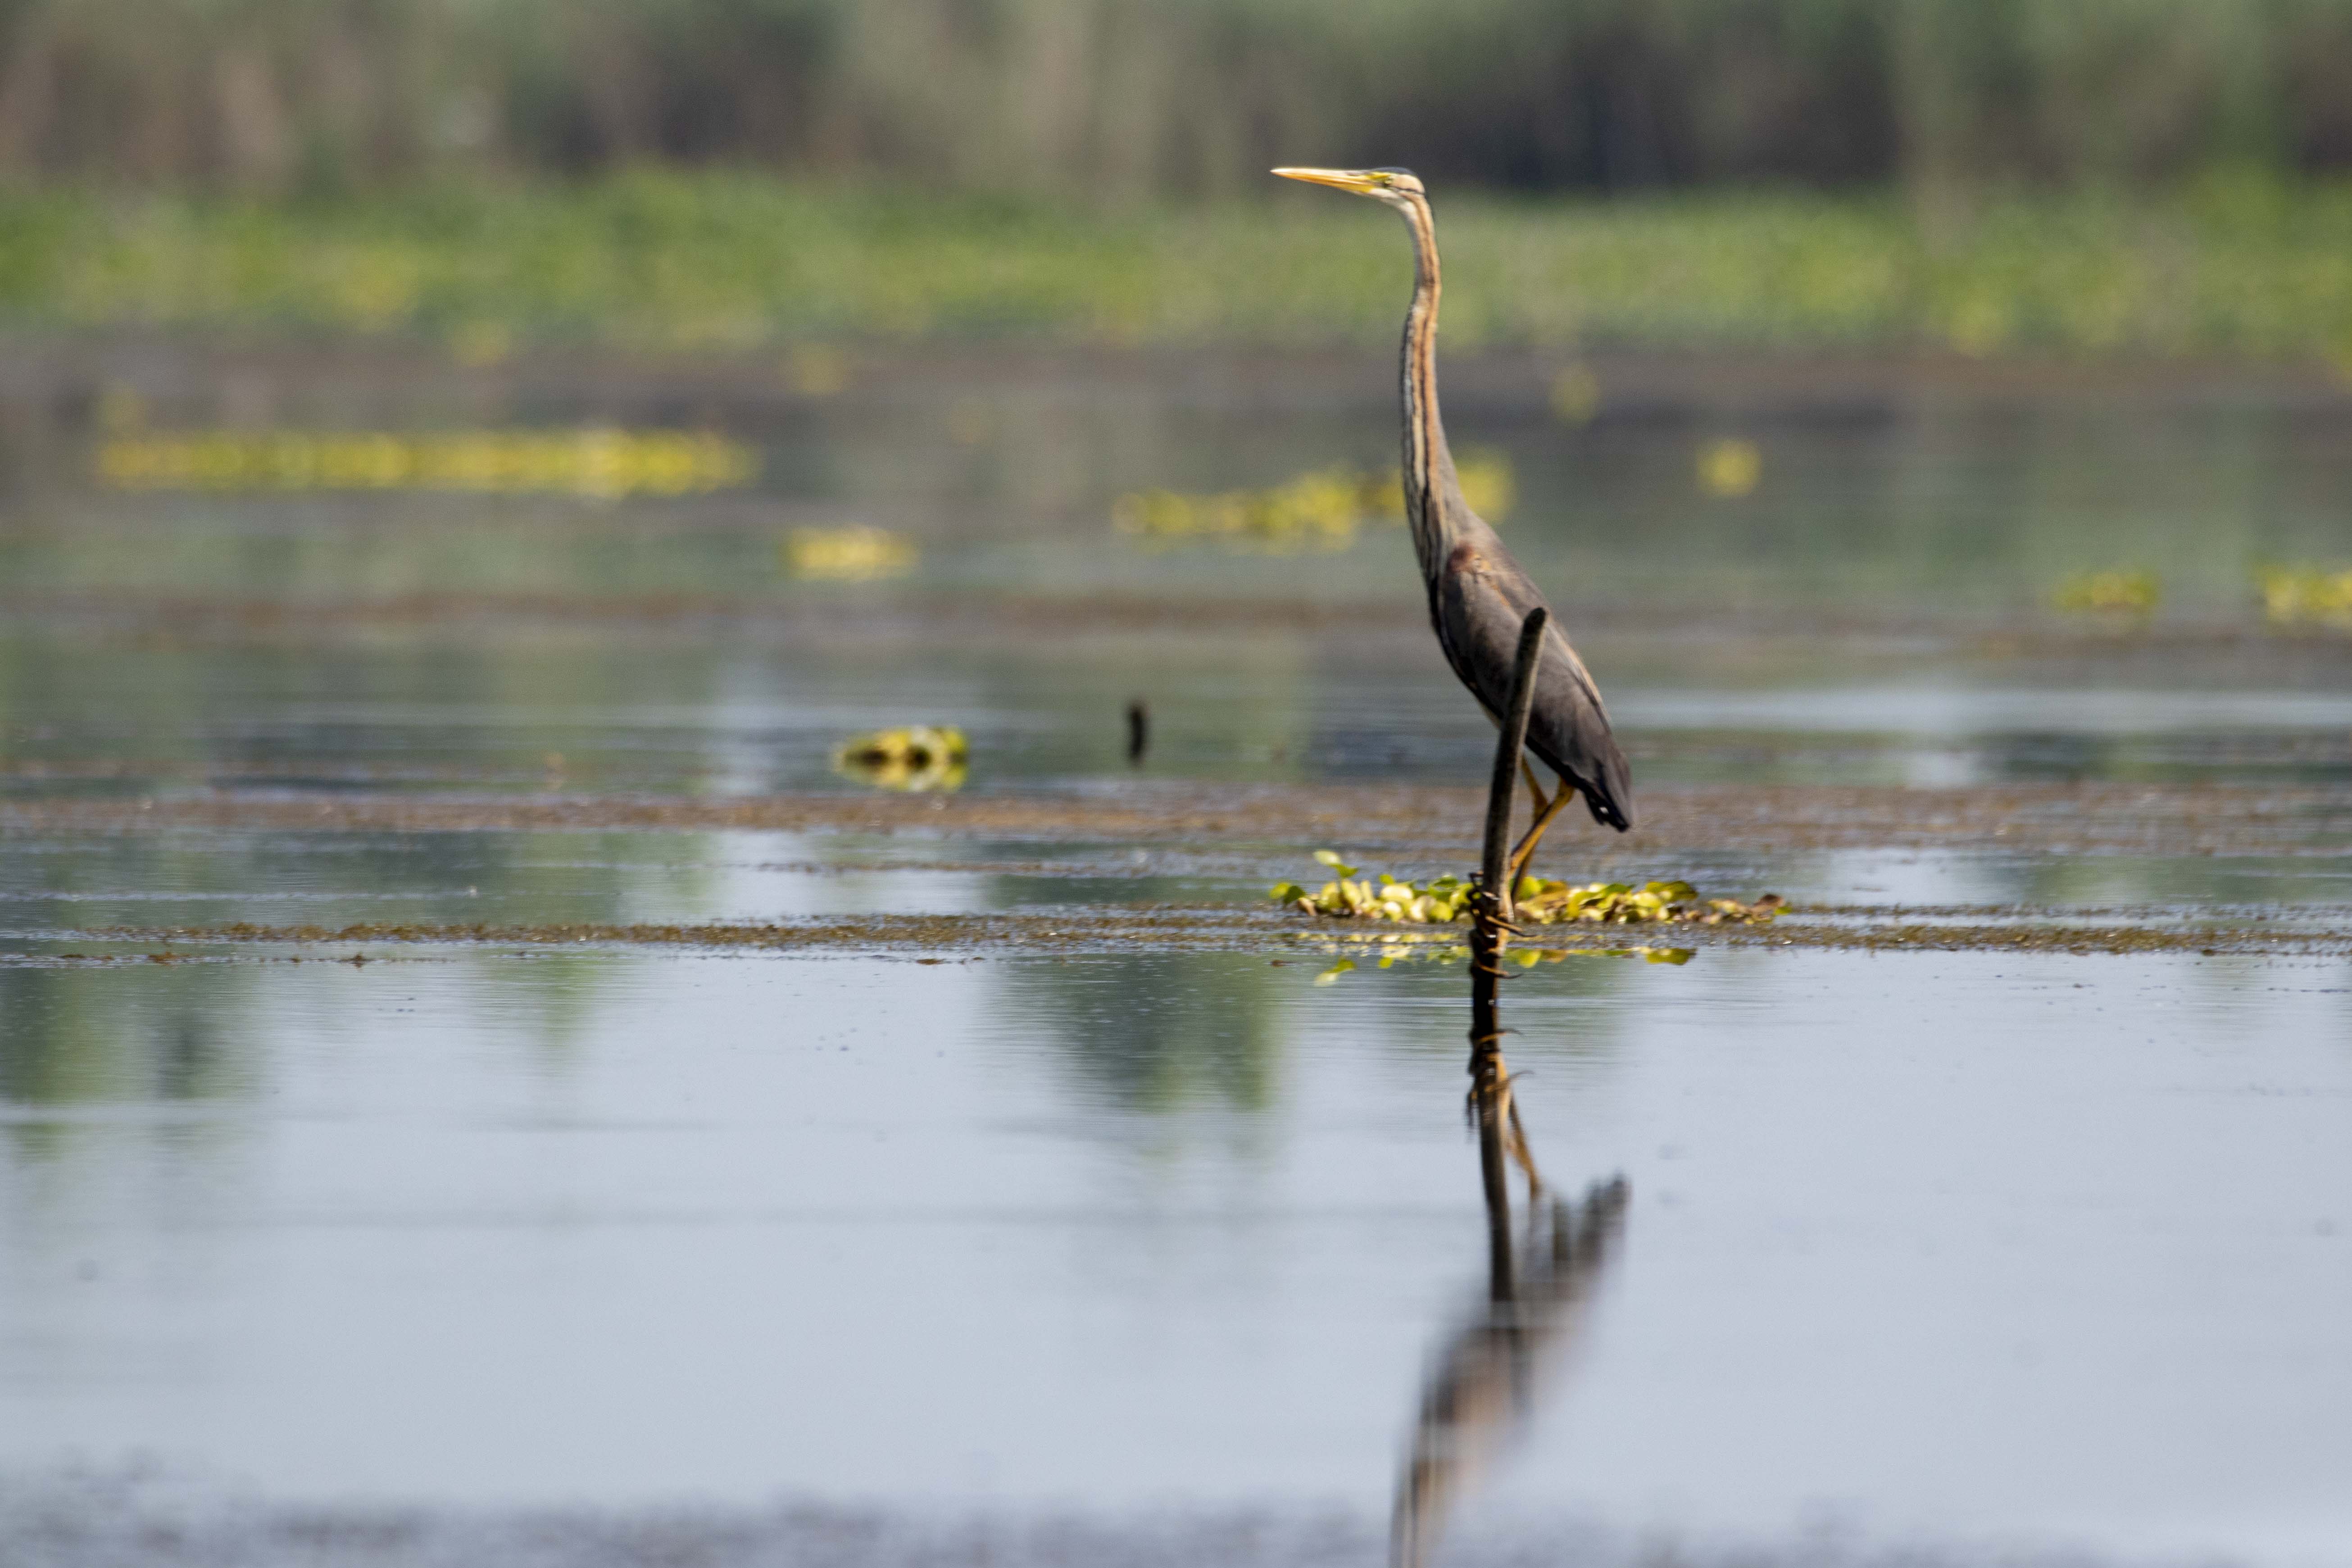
[1440, 541, 1635, 830]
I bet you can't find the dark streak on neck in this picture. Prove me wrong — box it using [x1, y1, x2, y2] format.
[1397, 192, 1452, 582]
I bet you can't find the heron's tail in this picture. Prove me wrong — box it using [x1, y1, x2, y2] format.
[1581, 747, 1635, 832]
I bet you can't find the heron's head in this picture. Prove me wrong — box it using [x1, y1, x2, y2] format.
[1272, 166, 1425, 210]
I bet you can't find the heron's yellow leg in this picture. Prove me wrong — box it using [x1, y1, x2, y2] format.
[1508, 777, 1576, 883]
[1519, 760, 1552, 816]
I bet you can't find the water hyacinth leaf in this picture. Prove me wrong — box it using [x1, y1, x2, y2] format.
[1313, 959, 1356, 985]
[1268, 882, 1306, 904]
[832, 724, 969, 792]
[1276, 854, 1780, 930]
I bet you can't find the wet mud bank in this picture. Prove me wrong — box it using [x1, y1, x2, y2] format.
[8, 779, 2352, 857]
[24, 906, 2347, 962]
[0, 1481, 2223, 1568]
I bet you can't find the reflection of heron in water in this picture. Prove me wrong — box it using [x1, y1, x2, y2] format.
[1272, 166, 1634, 882]
[1391, 1177, 1630, 1568]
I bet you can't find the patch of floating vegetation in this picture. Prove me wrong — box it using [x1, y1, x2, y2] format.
[831, 726, 969, 792]
[2259, 564, 2352, 627]
[1695, 437, 1762, 499]
[1113, 452, 1512, 553]
[1271, 851, 1783, 927]
[2052, 568, 2161, 616]
[94, 428, 757, 497]
[785, 525, 919, 582]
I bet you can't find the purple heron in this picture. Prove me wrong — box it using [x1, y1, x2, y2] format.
[1274, 167, 1633, 868]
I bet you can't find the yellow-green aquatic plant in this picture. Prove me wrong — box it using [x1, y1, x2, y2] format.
[95, 427, 757, 497]
[1696, 437, 1762, 498]
[2257, 564, 2352, 626]
[832, 725, 967, 792]
[1270, 851, 1782, 927]
[786, 526, 918, 582]
[2052, 569, 2160, 615]
[1114, 453, 1512, 553]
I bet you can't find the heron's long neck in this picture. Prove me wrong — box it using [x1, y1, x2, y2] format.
[1398, 196, 1460, 582]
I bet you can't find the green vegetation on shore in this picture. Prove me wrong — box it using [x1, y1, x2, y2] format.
[12, 171, 2352, 363]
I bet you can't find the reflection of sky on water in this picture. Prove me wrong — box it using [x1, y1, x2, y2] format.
[1623, 686, 2352, 733]
[4, 635, 2351, 795]
[1, 949, 2348, 1560]
[6, 830, 2352, 947]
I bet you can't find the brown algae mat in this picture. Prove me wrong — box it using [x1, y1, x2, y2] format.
[8, 779, 2352, 857]
[43, 910, 2352, 961]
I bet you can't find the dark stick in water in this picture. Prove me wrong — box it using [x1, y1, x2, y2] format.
[1469, 607, 1550, 1278]
[1125, 699, 1149, 764]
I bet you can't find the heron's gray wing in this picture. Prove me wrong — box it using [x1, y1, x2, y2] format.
[1438, 535, 1635, 831]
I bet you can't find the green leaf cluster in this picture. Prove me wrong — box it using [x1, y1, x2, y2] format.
[2258, 564, 2352, 626]
[831, 724, 968, 792]
[1270, 855, 1783, 927]
[1514, 878, 1785, 927]
[1271, 859, 1476, 924]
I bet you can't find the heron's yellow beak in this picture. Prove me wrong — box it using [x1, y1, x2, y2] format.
[1272, 167, 1385, 196]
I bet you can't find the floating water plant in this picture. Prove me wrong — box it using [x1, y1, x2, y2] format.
[95, 428, 757, 497]
[2052, 568, 2160, 615]
[1513, 878, 1783, 926]
[1112, 451, 1512, 554]
[1695, 437, 1762, 498]
[1269, 850, 1476, 923]
[832, 725, 967, 791]
[786, 525, 918, 582]
[1270, 851, 1781, 927]
[2257, 564, 2352, 626]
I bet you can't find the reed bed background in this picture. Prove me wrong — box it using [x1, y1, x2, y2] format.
[7, 0, 2352, 358]
[7, 0, 2352, 198]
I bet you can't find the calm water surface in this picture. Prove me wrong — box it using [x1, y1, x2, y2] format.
[4, 950, 2349, 1559]
[3, 354, 2351, 1564]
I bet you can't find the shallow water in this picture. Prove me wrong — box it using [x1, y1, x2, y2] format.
[5, 948, 2350, 1560]
[4, 349, 2352, 1565]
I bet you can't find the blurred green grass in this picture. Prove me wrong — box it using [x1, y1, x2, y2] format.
[13, 168, 2352, 363]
